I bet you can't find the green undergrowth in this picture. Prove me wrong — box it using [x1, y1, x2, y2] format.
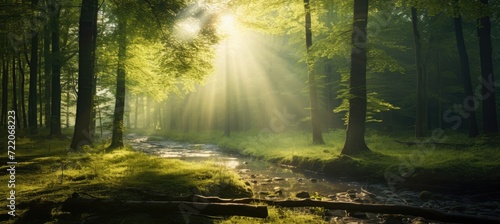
[160, 129, 500, 187]
[0, 135, 253, 223]
[218, 206, 328, 224]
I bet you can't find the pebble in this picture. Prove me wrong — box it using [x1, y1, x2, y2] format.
[296, 191, 310, 199]
[273, 177, 285, 181]
[310, 178, 318, 183]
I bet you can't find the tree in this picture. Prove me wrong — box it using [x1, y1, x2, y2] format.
[108, 12, 127, 150]
[476, 0, 498, 134]
[1, 58, 7, 126]
[28, 0, 40, 133]
[410, 6, 426, 138]
[453, 1, 478, 137]
[70, 0, 98, 150]
[304, 0, 324, 144]
[50, 2, 61, 137]
[341, 0, 370, 155]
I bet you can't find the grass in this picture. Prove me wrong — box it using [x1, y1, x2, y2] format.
[0, 134, 253, 223]
[159, 129, 500, 188]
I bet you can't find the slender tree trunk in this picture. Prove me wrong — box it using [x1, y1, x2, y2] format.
[17, 54, 28, 128]
[454, 13, 478, 137]
[341, 0, 370, 155]
[12, 58, 20, 128]
[411, 7, 425, 138]
[43, 23, 51, 128]
[134, 95, 138, 129]
[1, 58, 7, 126]
[109, 14, 127, 150]
[38, 46, 43, 127]
[28, 0, 40, 134]
[70, 0, 98, 150]
[304, 0, 324, 144]
[477, 0, 498, 134]
[50, 7, 62, 137]
[66, 83, 70, 129]
[90, 1, 98, 138]
[224, 39, 230, 137]
[125, 91, 130, 128]
[436, 52, 443, 129]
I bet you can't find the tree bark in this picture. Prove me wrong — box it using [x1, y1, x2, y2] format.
[341, 0, 370, 155]
[108, 14, 127, 150]
[61, 195, 500, 224]
[11, 57, 20, 128]
[1, 58, 7, 126]
[477, 0, 498, 134]
[43, 22, 52, 129]
[70, 0, 98, 150]
[50, 6, 61, 137]
[17, 54, 27, 128]
[304, 0, 324, 144]
[224, 39, 230, 137]
[453, 11, 478, 137]
[411, 7, 425, 138]
[28, 0, 40, 134]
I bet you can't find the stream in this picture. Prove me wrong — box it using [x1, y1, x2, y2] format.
[126, 134, 500, 223]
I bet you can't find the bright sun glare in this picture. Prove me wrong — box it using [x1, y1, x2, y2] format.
[218, 14, 235, 35]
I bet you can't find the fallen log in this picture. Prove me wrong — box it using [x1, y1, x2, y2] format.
[61, 197, 268, 218]
[62, 195, 500, 223]
[177, 195, 500, 224]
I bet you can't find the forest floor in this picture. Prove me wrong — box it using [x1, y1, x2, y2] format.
[0, 132, 334, 223]
[159, 129, 500, 194]
[2, 129, 499, 223]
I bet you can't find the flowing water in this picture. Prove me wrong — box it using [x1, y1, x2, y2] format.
[126, 134, 500, 223]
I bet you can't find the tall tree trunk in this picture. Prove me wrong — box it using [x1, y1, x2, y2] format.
[38, 45, 43, 127]
[17, 54, 28, 128]
[146, 96, 151, 128]
[1, 58, 7, 126]
[304, 0, 324, 144]
[28, 0, 40, 134]
[109, 14, 127, 150]
[125, 92, 130, 128]
[436, 52, 443, 129]
[224, 39, 230, 137]
[134, 94, 138, 129]
[90, 1, 98, 138]
[70, 0, 98, 150]
[477, 0, 498, 134]
[453, 12, 479, 137]
[411, 7, 425, 138]
[50, 6, 62, 137]
[43, 23, 51, 128]
[12, 58, 20, 128]
[341, 0, 370, 155]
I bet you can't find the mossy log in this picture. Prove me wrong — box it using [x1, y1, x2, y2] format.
[61, 197, 268, 218]
[62, 195, 500, 223]
[177, 195, 500, 224]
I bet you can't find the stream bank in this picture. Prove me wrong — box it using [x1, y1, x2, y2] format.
[127, 134, 500, 223]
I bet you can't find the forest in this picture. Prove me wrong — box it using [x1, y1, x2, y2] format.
[1, 0, 500, 223]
